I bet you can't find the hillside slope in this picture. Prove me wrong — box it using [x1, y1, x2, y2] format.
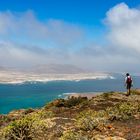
[0, 90, 140, 140]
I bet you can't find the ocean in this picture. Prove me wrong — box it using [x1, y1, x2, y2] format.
[0, 76, 140, 114]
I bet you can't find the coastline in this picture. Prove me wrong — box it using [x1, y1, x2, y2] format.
[0, 71, 115, 84]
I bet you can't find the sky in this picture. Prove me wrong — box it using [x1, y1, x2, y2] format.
[0, 0, 140, 73]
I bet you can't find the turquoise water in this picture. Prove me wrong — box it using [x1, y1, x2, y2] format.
[0, 77, 140, 114]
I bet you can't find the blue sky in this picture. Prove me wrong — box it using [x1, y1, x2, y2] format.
[0, 0, 140, 72]
[0, 0, 139, 25]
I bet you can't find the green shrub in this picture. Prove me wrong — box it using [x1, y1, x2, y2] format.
[37, 109, 54, 119]
[106, 102, 140, 121]
[76, 110, 107, 131]
[2, 115, 36, 140]
[76, 101, 140, 132]
[65, 96, 88, 107]
[46, 96, 88, 109]
[1, 112, 55, 140]
[46, 99, 65, 108]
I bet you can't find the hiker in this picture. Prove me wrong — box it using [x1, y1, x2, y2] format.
[125, 73, 133, 96]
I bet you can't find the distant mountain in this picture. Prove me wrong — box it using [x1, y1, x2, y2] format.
[0, 65, 127, 76]
[0, 66, 21, 72]
[28, 64, 86, 74]
[0, 66, 8, 71]
[0, 64, 86, 74]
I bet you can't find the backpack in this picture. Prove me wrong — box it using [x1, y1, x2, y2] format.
[126, 76, 132, 84]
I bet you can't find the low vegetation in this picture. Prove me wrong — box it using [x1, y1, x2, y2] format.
[76, 110, 107, 131]
[46, 96, 88, 108]
[131, 89, 140, 95]
[106, 101, 140, 121]
[1, 91, 140, 140]
[0, 110, 55, 140]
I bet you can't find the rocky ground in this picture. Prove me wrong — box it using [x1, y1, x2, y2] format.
[0, 89, 140, 140]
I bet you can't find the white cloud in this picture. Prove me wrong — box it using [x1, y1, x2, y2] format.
[0, 11, 86, 68]
[0, 11, 84, 48]
[106, 3, 140, 53]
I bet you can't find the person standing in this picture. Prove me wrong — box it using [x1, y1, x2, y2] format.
[125, 73, 133, 96]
